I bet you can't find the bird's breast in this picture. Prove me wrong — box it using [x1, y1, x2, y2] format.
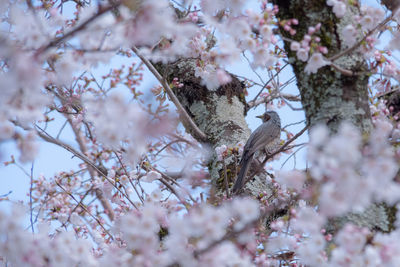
[264, 136, 281, 154]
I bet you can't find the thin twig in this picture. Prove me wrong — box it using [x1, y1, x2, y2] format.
[56, 120, 68, 139]
[248, 63, 289, 107]
[114, 151, 145, 204]
[158, 176, 190, 208]
[283, 120, 306, 130]
[141, 163, 195, 205]
[328, 14, 393, 62]
[281, 93, 301, 102]
[29, 162, 35, 233]
[280, 143, 307, 169]
[36, 3, 121, 55]
[155, 139, 189, 157]
[35, 125, 138, 211]
[61, 186, 93, 228]
[330, 63, 355, 76]
[242, 52, 265, 84]
[55, 181, 114, 240]
[193, 211, 267, 258]
[222, 160, 230, 198]
[65, 114, 116, 220]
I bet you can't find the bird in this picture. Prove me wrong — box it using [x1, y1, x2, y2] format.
[232, 111, 281, 194]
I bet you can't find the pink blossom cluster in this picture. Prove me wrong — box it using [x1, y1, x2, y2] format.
[0, 206, 97, 267]
[326, 0, 347, 18]
[307, 120, 399, 216]
[339, 4, 384, 49]
[359, 5, 385, 31]
[215, 141, 244, 161]
[268, 118, 400, 266]
[187, 3, 280, 89]
[84, 93, 155, 165]
[0, 44, 46, 161]
[0, 198, 262, 266]
[289, 23, 330, 74]
[3, 0, 400, 266]
[280, 18, 298, 36]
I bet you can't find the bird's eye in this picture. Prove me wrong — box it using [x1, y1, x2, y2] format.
[265, 114, 271, 121]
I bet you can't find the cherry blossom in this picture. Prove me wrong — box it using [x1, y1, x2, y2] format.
[342, 24, 358, 47]
[304, 52, 330, 74]
[2, 1, 400, 266]
[327, 0, 347, 18]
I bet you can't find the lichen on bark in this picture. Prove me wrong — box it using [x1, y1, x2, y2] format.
[273, 0, 372, 133]
[153, 58, 271, 195]
[272, 0, 387, 231]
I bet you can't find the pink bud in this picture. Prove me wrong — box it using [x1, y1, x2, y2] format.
[325, 234, 332, 241]
[319, 46, 328, 54]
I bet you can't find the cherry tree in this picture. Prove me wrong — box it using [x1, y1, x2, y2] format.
[1, 0, 400, 266]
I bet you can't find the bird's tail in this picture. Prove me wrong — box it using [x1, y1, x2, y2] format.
[232, 156, 251, 194]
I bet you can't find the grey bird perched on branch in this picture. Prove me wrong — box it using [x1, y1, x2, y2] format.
[232, 111, 281, 194]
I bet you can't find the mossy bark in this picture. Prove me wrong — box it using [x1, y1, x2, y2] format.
[272, 0, 387, 231]
[273, 0, 372, 133]
[154, 59, 271, 197]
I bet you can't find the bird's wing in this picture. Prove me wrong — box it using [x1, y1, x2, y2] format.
[246, 121, 280, 156]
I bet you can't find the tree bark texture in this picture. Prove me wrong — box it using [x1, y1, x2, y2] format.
[273, 0, 372, 133]
[154, 60, 272, 197]
[273, 0, 387, 231]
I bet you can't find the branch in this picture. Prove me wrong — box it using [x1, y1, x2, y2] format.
[265, 124, 309, 166]
[55, 181, 114, 241]
[330, 63, 355, 76]
[140, 163, 195, 207]
[36, 3, 121, 55]
[247, 63, 290, 107]
[328, 14, 393, 62]
[193, 211, 266, 258]
[281, 93, 301, 102]
[132, 46, 208, 142]
[35, 125, 138, 213]
[113, 151, 145, 204]
[248, 92, 301, 108]
[29, 162, 34, 233]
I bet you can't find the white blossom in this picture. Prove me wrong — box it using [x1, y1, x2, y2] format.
[342, 24, 358, 47]
[304, 52, 330, 74]
[296, 48, 309, 61]
[142, 171, 162, 183]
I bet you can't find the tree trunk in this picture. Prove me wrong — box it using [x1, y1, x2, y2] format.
[273, 0, 372, 133]
[273, 0, 387, 231]
[154, 59, 272, 197]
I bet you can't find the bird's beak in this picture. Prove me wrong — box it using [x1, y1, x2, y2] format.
[256, 113, 271, 121]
